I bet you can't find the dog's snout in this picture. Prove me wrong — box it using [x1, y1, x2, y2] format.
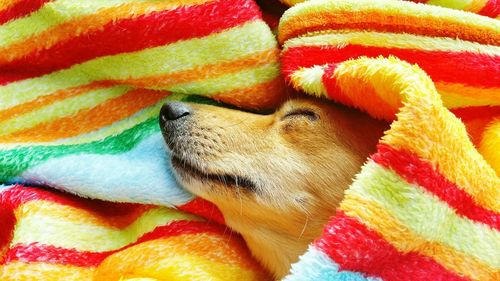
[160, 102, 191, 122]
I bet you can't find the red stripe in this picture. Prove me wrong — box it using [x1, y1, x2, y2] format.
[0, 0, 51, 25]
[0, 0, 261, 85]
[372, 144, 500, 230]
[178, 197, 225, 224]
[281, 45, 500, 88]
[315, 212, 470, 281]
[1, 220, 226, 267]
[0, 185, 144, 214]
[478, 0, 500, 18]
[451, 105, 500, 121]
[0, 186, 153, 256]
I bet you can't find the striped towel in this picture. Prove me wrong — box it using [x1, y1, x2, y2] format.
[278, 0, 500, 18]
[0, 0, 285, 204]
[279, 0, 500, 280]
[0, 185, 271, 280]
[0, 1, 282, 279]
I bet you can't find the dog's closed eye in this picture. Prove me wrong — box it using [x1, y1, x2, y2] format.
[282, 108, 319, 121]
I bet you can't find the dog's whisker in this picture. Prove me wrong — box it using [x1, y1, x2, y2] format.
[298, 214, 309, 240]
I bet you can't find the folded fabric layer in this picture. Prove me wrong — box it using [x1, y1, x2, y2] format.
[284, 56, 500, 281]
[0, 0, 285, 204]
[280, 0, 500, 175]
[0, 185, 271, 280]
[277, 0, 500, 18]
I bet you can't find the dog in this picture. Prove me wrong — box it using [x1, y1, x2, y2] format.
[159, 98, 387, 279]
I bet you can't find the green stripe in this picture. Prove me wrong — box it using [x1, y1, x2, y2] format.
[347, 161, 500, 267]
[0, 116, 158, 182]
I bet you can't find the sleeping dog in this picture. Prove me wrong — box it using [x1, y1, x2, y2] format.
[159, 98, 387, 279]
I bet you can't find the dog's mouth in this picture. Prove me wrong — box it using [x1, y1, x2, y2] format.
[171, 156, 257, 191]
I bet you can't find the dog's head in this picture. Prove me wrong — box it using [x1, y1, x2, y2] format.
[159, 98, 385, 277]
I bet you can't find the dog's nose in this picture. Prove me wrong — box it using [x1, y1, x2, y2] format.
[160, 102, 191, 122]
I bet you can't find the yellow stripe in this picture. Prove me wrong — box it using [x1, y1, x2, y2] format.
[427, 0, 471, 10]
[0, 94, 184, 149]
[479, 119, 500, 176]
[12, 207, 199, 252]
[0, 86, 130, 136]
[341, 193, 497, 281]
[166, 63, 281, 95]
[348, 161, 500, 267]
[0, 262, 93, 281]
[0, 20, 276, 110]
[14, 200, 150, 229]
[289, 65, 328, 97]
[283, 31, 500, 55]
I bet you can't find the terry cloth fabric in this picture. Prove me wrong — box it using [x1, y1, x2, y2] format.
[277, 0, 500, 18]
[283, 56, 500, 281]
[0, 0, 285, 205]
[280, 0, 500, 175]
[0, 185, 271, 280]
[279, 0, 500, 280]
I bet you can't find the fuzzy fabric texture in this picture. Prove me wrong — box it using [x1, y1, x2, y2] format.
[278, 0, 500, 18]
[280, 1, 500, 280]
[1, 0, 499, 280]
[0, 0, 284, 204]
[0, 185, 271, 280]
[280, 0, 500, 176]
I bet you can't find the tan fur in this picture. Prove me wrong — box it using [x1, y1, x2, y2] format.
[162, 98, 387, 279]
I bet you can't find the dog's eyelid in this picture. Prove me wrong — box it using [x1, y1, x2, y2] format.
[282, 108, 319, 121]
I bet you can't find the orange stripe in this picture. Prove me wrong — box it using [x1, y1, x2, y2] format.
[436, 82, 500, 102]
[211, 77, 287, 110]
[0, 0, 211, 64]
[328, 66, 399, 121]
[113, 49, 280, 88]
[0, 81, 112, 122]
[278, 11, 500, 45]
[0, 89, 170, 142]
[95, 234, 264, 276]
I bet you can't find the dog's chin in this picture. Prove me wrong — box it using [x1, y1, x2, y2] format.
[170, 155, 257, 192]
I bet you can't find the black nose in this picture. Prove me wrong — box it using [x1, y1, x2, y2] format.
[160, 102, 191, 122]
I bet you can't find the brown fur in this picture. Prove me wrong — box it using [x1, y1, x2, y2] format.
[160, 98, 387, 279]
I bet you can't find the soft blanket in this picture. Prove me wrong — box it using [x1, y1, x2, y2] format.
[279, 1, 500, 280]
[1, 0, 499, 280]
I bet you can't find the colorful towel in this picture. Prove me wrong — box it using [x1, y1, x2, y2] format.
[0, 1, 282, 279]
[278, 0, 500, 18]
[1, 0, 500, 280]
[0, 185, 271, 280]
[0, 0, 284, 205]
[280, 0, 500, 175]
[279, 0, 500, 280]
